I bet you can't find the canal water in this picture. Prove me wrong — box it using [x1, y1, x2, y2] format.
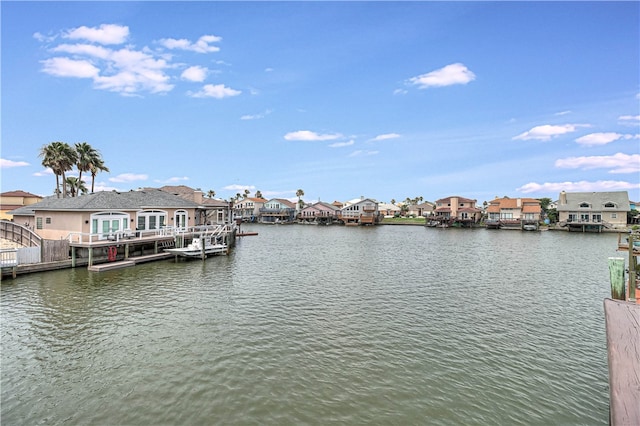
[1, 225, 621, 425]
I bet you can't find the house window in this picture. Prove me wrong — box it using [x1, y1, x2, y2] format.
[580, 213, 589, 222]
[612, 213, 617, 219]
[137, 210, 167, 231]
[36, 217, 43, 229]
[45, 217, 52, 225]
[91, 212, 130, 240]
[568, 214, 577, 222]
[592, 214, 601, 223]
[579, 202, 590, 208]
[604, 202, 615, 208]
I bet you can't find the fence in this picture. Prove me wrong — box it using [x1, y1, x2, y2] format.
[0, 220, 42, 247]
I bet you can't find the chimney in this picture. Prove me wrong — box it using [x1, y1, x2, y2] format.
[194, 190, 203, 204]
[560, 191, 567, 205]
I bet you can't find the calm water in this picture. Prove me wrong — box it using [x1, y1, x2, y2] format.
[1, 225, 621, 425]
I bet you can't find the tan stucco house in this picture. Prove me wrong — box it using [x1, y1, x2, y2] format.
[9, 189, 202, 241]
[1, 190, 43, 220]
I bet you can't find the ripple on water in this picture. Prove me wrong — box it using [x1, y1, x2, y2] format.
[1, 227, 615, 425]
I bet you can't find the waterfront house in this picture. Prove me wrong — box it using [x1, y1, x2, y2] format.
[1, 190, 43, 221]
[338, 197, 379, 225]
[433, 196, 482, 227]
[234, 197, 267, 222]
[155, 185, 230, 225]
[408, 202, 435, 217]
[299, 201, 340, 224]
[557, 190, 630, 231]
[259, 198, 296, 223]
[486, 197, 542, 229]
[9, 189, 201, 241]
[378, 202, 402, 218]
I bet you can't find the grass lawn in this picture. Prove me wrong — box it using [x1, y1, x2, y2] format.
[380, 216, 426, 225]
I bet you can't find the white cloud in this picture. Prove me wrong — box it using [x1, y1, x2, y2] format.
[370, 133, 401, 142]
[158, 35, 222, 53]
[329, 140, 355, 148]
[33, 169, 55, 177]
[408, 63, 476, 89]
[1, 158, 30, 168]
[42, 43, 174, 94]
[41, 57, 100, 78]
[348, 150, 379, 157]
[393, 88, 408, 95]
[64, 24, 129, 45]
[109, 173, 148, 183]
[240, 109, 272, 120]
[618, 115, 640, 125]
[284, 130, 343, 141]
[156, 176, 190, 183]
[555, 110, 572, 116]
[37, 25, 229, 96]
[223, 184, 256, 191]
[517, 180, 640, 194]
[555, 152, 640, 174]
[181, 66, 208, 82]
[575, 132, 639, 146]
[53, 43, 111, 59]
[513, 124, 587, 141]
[189, 84, 241, 99]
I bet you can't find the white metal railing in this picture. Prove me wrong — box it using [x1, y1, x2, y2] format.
[66, 224, 236, 245]
[0, 247, 40, 266]
[0, 249, 17, 266]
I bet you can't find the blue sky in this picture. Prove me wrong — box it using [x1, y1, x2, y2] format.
[2, 1, 639, 204]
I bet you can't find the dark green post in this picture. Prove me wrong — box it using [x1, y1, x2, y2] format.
[608, 257, 626, 300]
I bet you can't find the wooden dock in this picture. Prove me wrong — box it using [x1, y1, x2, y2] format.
[88, 252, 175, 272]
[604, 298, 640, 426]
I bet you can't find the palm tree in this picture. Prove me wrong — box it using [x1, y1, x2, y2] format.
[243, 189, 250, 198]
[39, 141, 77, 198]
[39, 143, 61, 197]
[207, 190, 216, 199]
[75, 142, 100, 189]
[89, 158, 109, 193]
[64, 176, 88, 197]
[255, 190, 263, 199]
[296, 189, 304, 209]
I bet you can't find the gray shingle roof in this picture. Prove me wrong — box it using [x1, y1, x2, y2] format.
[558, 191, 630, 211]
[9, 189, 198, 216]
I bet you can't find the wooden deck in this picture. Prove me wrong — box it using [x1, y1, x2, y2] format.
[603, 298, 640, 426]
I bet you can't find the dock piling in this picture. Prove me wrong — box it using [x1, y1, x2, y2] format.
[608, 257, 625, 300]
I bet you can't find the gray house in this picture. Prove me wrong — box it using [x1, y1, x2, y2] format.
[557, 190, 630, 231]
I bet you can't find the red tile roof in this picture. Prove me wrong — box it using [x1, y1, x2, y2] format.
[1, 190, 42, 197]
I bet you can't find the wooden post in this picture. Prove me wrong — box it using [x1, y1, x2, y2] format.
[201, 239, 205, 261]
[71, 246, 76, 268]
[628, 235, 637, 300]
[88, 247, 93, 268]
[124, 244, 129, 260]
[608, 257, 626, 300]
[603, 298, 640, 425]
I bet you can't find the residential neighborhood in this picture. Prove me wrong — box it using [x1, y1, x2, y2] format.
[1, 186, 636, 237]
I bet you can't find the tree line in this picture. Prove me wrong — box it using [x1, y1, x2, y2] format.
[39, 141, 109, 198]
